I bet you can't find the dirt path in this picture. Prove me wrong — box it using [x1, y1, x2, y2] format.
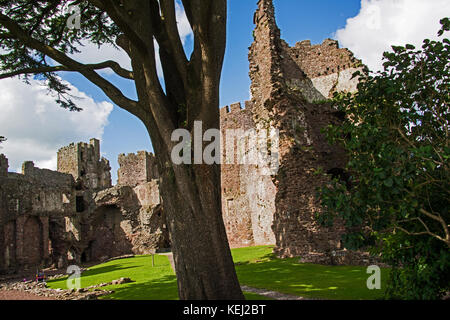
[241, 285, 316, 300]
[0, 290, 56, 300]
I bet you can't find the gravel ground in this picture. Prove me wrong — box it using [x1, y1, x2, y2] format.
[241, 285, 317, 300]
[0, 273, 117, 300]
[0, 290, 56, 300]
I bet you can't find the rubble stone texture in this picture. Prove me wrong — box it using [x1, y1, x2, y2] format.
[220, 0, 371, 265]
[0, 140, 169, 274]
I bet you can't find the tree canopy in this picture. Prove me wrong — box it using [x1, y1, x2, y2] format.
[319, 18, 450, 299]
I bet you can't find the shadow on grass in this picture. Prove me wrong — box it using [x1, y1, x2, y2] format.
[100, 274, 179, 300]
[46, 264, 140, 287]
[100, 275, 272, 300]
[47, 247, 387, 300]
[235, 257, 388, 300]
[80, 264, 141, 278]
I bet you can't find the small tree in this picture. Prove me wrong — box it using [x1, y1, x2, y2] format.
[319, 18, 449, 299]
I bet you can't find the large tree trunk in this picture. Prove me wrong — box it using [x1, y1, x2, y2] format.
[117, 0, 240, 299]
[157, 152, 244, 299]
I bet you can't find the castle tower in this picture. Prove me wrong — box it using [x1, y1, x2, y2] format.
[249, 0, 286, 119]
[246, 0, 350, 263]
[57, 138, 112, 190]
[117, 151, 159, 187]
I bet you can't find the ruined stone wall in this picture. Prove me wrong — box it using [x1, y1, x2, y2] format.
[220, 102, 255, 247]
[286, 39, 363, 99]
[227, 0, 367, 264]
[220, 101, 276, 247]
[0, 140, 167, 274]
[0, 154, 7, 177]
[93, 180, 169, 257]
[21, 161, 74, 188]
[0, 156, 76, 272]
[117, 151, 159, 187]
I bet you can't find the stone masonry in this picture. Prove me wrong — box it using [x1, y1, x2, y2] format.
[219, 0, 372, 265]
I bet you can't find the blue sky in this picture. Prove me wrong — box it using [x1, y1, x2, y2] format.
[1, 0, 448, 184]
[221, 0, 361, 107]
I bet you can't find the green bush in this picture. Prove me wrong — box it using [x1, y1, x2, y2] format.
[319, 18, 450, 300]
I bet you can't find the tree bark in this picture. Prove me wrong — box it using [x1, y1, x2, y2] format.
[140, 124, 242, 299]
[159, 161, 244, 300]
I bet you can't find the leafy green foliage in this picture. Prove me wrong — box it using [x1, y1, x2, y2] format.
[319, 18, 450, 300]
[0, 0, 120, 111]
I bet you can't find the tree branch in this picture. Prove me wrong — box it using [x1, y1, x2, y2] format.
[395, 213, 450, 248]
[158, 0, 188, 86]
[0, 60, 134, 80]
[0, 12, 141, 118]
[419, 208, 450, 244]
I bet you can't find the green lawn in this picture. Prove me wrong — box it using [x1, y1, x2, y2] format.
[232, 246, 388, 300]
[48, 254, 178, 300]
[46, 246, 388, 300]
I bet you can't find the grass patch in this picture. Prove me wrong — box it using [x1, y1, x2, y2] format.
[47, 255, 178, 300]
[232, 246, 388, 300]
[47, 246, 388, 300]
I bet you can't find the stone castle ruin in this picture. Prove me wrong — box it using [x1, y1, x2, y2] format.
[220, 0, 369, 264]
[0, 139, 169, 273]
[0, 0, 373, 274]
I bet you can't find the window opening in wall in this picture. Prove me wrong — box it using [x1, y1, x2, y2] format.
[76, 196, 84, 212]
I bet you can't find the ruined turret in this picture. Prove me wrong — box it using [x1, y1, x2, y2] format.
[249, 0, 286, 118]
[117, 151, 159, 187]
[217, 0, 371, 264]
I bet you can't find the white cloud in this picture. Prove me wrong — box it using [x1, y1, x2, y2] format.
[175, 0, 193, 44]
[0, 77, 113, 172]
[0, 3, 193, 173]
[70, 40, 132, 73]
[335, 0, 450, 71]
[70, 1, 192, 77]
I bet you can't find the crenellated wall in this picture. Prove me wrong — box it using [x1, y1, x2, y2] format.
[0, 140, 168, 274]
[57, 138, 112, 191]
[117, 151, 159, 187]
